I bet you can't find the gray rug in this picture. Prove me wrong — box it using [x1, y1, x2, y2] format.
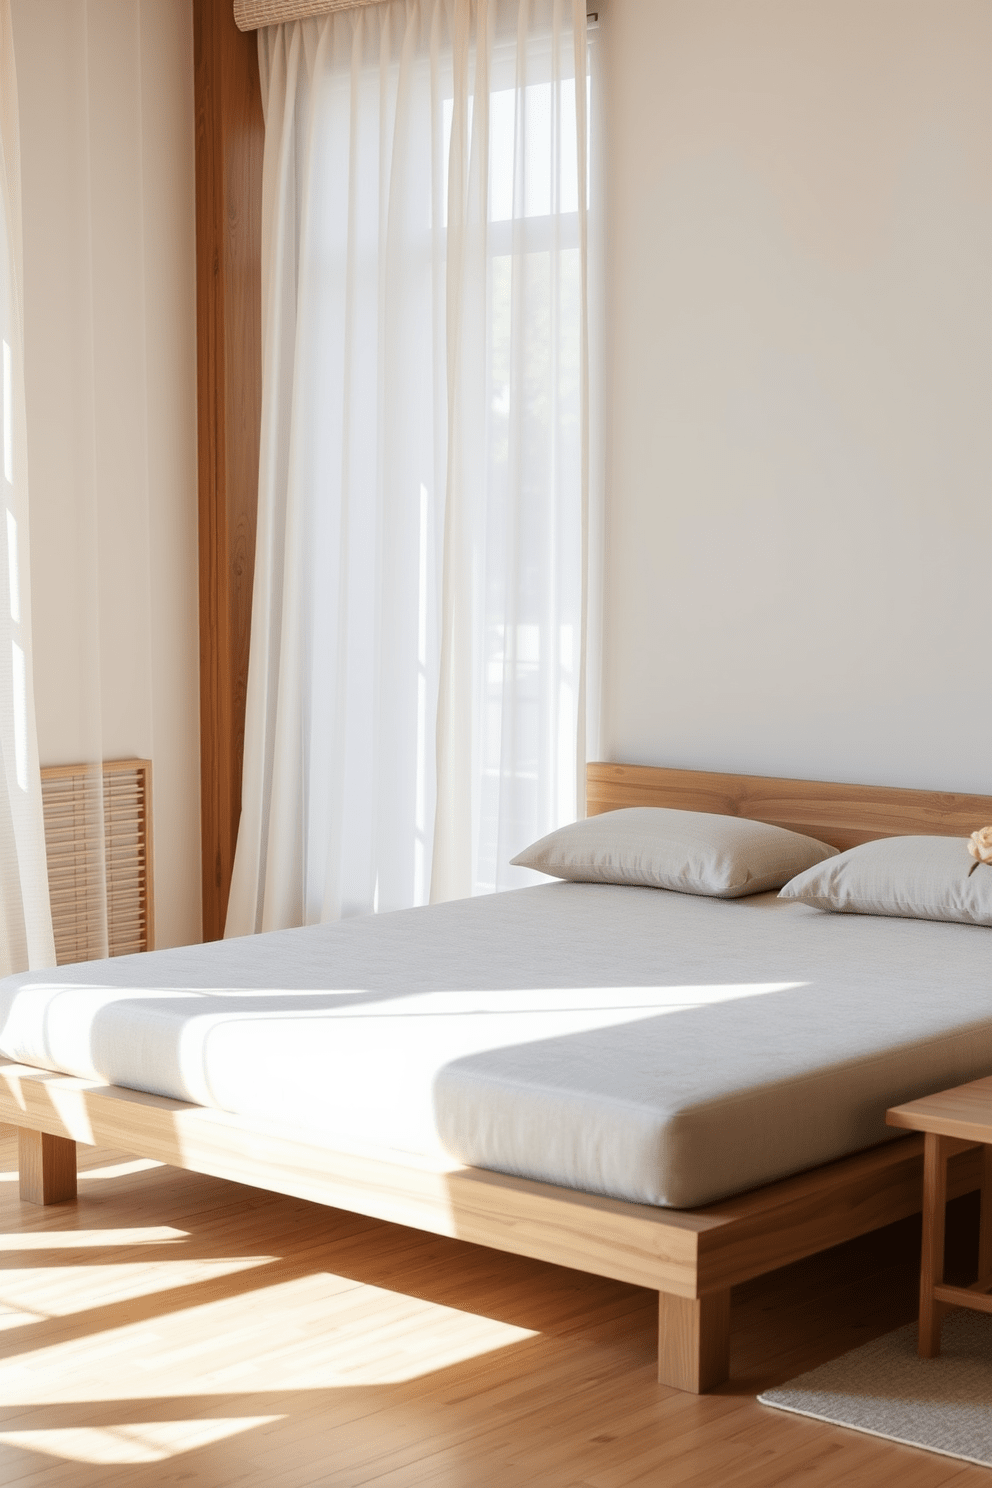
[759, 1311, 992, 1468]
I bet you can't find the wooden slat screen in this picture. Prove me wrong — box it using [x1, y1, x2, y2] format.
[40, 760, 154, 965]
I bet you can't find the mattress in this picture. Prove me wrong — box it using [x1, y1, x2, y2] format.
[0, 882, 990, 1208]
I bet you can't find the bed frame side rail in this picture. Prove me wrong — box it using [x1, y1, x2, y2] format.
[1, 1058, 981, 1395]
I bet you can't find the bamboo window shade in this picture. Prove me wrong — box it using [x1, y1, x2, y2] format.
[234, 0, 379, 29]
[40, 760, 154, 965]
[234, 0, 598, 27]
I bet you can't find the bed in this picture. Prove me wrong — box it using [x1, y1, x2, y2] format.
[1, 763, 990, 1393]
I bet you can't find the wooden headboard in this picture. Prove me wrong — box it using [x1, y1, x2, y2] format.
[586, 763, 992, 854]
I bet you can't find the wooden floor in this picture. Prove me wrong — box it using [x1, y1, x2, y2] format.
[0, 1127, 987, 1487]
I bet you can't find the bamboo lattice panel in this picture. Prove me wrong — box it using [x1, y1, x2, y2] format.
[40, 760, 154, 965]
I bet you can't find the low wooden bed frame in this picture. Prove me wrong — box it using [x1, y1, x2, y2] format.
[3, 763, 991, 1394]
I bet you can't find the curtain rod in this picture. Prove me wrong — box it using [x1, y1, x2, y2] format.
[234, 0, 380, 30]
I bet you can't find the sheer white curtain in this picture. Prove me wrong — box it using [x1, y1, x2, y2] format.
[0, 0, 55, 972]
[11, 2, 203, 959]
[227, 0, 590, 934]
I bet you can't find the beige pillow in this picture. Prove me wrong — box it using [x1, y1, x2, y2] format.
[779, 834, 992, 926]
[511, 807, 837, 898]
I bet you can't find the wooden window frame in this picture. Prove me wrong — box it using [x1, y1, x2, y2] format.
[193, 0, 264, 940]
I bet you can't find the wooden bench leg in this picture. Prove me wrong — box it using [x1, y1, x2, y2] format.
[658, 1288, 730, 1393]
[18, 1129, 77, 1205]
[919, 1131, 949, 1357]
[978, 1145, 992, 1283]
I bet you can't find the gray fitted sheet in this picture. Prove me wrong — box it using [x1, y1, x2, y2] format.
[0, 883, 990, 1207]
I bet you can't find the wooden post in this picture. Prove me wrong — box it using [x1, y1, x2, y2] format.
[193, 0, 264, 941]
[658, 1289, 730, 1393]
[919, 1132, 949, 1357]
[978, 1145, 992, 1285]
[18, 1130, 77, 1205]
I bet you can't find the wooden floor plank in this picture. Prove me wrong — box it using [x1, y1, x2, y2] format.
[0, 1133, 987, 1486]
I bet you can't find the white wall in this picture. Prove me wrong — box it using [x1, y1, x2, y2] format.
[601, 0, 992, 793]
[13, 0, 201, 947]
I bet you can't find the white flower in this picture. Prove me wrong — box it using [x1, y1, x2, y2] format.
[967, 826, 992, 865]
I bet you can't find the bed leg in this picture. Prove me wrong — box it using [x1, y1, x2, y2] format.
[658, 1288, 730, 1393]
[18, 1129, 77, 1205]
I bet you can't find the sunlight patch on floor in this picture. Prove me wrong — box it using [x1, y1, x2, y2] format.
[0, 1302, 44, 1330]
[0, 1416, 283, 1464]
[0, 1255, 272, 1320]
[0, 1226, 189, 1248]
[283, 1273, 539, 1386]
[0, 1263, 539, 1407]
[0, 1157, 168, 1184]
[78, 1157, 167, 1182]
[126, 1272, 541, 1387]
